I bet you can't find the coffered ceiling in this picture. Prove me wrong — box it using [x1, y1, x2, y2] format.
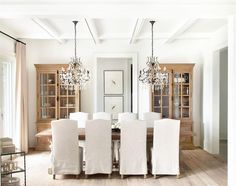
[0, 0, 232, 44]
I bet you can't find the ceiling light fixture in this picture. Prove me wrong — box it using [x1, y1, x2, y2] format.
[59, 21, 90, 91]
[138, 21, 168, 91]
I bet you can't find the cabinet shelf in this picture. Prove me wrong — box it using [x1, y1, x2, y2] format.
[40, 84, 56, 86]
[60, 107, 76, 108]
[40, 106, 56, 108]
[40, 95, 56, 97]
[59, 95, 76, 97]
[173, 83, 190, 85]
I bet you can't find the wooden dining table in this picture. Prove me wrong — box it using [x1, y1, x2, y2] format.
[35, 128, 154, 141]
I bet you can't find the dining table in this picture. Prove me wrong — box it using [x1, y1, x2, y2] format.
[35, 128, 154, 141]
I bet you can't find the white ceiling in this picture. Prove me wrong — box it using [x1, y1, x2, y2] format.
[0, 18, 227, 43]
[0, 0, 235, 3]
[0, 0, 231, 44]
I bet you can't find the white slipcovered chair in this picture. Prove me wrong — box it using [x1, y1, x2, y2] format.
[115, 112, 137, 163]
[85, 119, 112, 177]
[69, 112, 89, 128]
[152, 119, 180, 178]
[118, 112, 137, 122]
[142, 112, 161, 166]
[119, 120, 147, 178]
[142, 112, 161, 128]
[69, 112, 89, 160]
[51, 119, 83, 179]
[93, 112, 112, 121]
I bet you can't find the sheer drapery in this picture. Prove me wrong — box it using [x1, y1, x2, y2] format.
[15, 42, 28, 153]
[0, 60, 15, 139]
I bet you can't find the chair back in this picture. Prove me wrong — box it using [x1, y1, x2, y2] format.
[93, 112, 112, 121]
[143, 112, 161, 128]
[120, 120, 147, 175]
[69, 112, 89, 128]
[85, 119, 112, 174]
[152, 119, 180, 175]
[118, 112, 137, 122]
[51, 119, 81, 174]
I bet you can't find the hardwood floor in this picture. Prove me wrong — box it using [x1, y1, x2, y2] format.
[15, 148, 227, 186]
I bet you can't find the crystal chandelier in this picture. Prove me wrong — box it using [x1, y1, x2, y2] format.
[139, 21, 168, 91]
[59, 21, 90, 91]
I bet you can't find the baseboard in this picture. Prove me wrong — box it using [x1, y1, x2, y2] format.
[28, 147, 36, 152]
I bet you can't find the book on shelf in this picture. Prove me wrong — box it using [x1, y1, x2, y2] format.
[0, 137, 13, 143]
[1, 144, 15, 153]
[0, 137, 15, 153]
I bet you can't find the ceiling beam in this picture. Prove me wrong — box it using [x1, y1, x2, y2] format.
[31, 18, 64, 44]
[84, 18, 100, 44]
[129, 18, 145, 44]
[163, 19, 198, 44]
[0, 4, 235, 19]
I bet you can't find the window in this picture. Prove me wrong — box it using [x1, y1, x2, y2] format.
[0, 58, 15, 140]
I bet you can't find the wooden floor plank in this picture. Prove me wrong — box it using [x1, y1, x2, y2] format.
[12, 149, 227, 186]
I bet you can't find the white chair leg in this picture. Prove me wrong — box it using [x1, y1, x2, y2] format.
[176, 174, 180, 179]
[153, 174, 157, 179]
[121, 175, 124, 179]
[108, 174, 111, 179]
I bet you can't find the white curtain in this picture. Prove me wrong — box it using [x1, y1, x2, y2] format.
[15, 42, 28, 153]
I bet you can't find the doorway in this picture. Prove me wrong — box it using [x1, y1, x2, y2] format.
[219, 47, 228, 160]
[96, 58, 132, 120]
[95, 53, 138, 118]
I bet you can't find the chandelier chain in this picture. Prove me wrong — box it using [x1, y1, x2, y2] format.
[73, 21, 78, 58]
[151, 21, 154, 58]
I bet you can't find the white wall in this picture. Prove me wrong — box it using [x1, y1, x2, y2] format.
[26, 38, 205, 147]
[202, 25, 228, 154]
[0, 35, 15, 57]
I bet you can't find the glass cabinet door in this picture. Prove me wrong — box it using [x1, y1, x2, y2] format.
[182, 73, 190, 118]
[58, 85, 76, 119]
[39, 73, 56, 120]
[173, 73, 181, 119]
[153, 72, 171, 118]
[172, 72, 190, 119]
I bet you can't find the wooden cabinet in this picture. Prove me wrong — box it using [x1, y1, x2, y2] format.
[35, 64, 80, 150]
[152, 64, 194, 149]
